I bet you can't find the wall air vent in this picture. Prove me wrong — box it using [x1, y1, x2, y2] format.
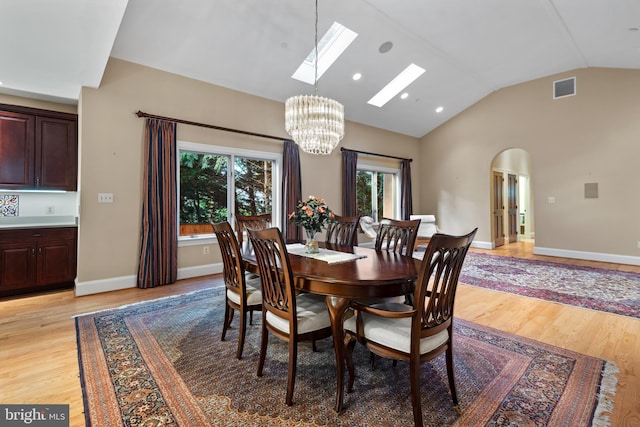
[553, 77, 576, 99]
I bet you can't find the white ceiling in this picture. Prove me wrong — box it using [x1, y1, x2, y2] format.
[2, 0, 640, 138]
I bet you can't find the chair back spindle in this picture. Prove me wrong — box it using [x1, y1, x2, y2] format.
[325, 215, 360, 246]
[375, 218, 420, 255]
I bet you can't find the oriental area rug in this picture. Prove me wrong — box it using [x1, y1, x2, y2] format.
[76, 287, 618, 426]
[457, 252, 640, 319]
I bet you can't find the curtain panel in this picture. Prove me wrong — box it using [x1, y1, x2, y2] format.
[137, 119, 178, 288]
[400, 159, 413, 220]
[342, 150, 358, 217]
[282, 140, 302, 243]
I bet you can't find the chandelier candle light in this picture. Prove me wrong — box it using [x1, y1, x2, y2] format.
[285, 0, 345, 155]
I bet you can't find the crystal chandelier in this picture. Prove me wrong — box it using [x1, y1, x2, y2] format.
[285, 0, 344, 155]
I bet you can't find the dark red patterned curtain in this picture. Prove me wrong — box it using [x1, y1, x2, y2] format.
[342, 150, 358, 217]
[282, 140, 302, 243]
[400, 159, 413, 220]
[137, 119, 178, 288]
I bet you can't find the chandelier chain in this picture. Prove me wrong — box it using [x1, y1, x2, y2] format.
[284, 0, 345, 155]
[314, 0, 319, 96]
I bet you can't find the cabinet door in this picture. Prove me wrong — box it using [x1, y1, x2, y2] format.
[37, 240, 76, 285]
[0, 242, 36, 291]
[0, 111, 35, 188]
[36, 116, 77, 190]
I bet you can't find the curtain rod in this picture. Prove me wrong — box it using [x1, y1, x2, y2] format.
[340, 147, 412, 162]
[135, 110, 290, 142]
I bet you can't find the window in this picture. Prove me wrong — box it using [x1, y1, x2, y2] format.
[356, 162, 400, 222]
[178, 141, 280, 241]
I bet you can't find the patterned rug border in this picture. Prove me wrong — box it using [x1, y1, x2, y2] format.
[76, 287, 619, 427]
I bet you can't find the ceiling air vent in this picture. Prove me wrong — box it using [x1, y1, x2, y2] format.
[553, 77, 576, 99]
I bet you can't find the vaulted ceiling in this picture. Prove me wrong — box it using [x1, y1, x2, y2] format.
[2, 0, 639, 138]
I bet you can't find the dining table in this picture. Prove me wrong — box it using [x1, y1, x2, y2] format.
[243, 241, 420, 413]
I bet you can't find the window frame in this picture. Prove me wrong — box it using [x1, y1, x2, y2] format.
[356, 159, 401, 222]
[177, 140, 282, 246]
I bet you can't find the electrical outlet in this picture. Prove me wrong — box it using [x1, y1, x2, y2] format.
[203, 246, 210, 255]
[46, 206, 55, 215]
[98, 193, 113, 203]
[547, 196, 556, 204]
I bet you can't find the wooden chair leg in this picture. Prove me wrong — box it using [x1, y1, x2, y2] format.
[409, 358, 424, 427]
[221, 303, 233, 341]
[257, 321, 268, 377]
[445, 346, 459, 408]
[312, 340, 318, 352]
[236, 310, 247, 360]
[285, 339, 297, 406]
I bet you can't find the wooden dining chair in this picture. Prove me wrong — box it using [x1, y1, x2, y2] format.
[325, 214, 360, 246]
[248, 227, 333, 406]
[235, 212, 272, 248]
[344, 228, 478, 427]
[365, 218, 421, 307]
[211, 221, 262, 359]
[375, 218, 421, 255]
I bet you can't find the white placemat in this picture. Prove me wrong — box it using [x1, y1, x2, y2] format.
[285, 244, 367, 264]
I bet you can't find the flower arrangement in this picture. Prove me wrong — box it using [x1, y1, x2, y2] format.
[288, 195, 336, 233]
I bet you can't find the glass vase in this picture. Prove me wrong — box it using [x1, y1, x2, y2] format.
[304, 228, 319, 254]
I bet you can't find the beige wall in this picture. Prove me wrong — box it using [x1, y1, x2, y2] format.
[420, 67, 640, 260]
[77, 58, 420, 285]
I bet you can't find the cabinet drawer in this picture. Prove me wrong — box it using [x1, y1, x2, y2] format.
[0, 227, 76, 242]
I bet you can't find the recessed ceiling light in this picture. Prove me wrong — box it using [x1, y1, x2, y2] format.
[353, 73, 362, 81]
[292, 21, 358, 84]
[435, 106, 444, 113]
[400, 92, 409, 99]
[367, 64, 426, 108]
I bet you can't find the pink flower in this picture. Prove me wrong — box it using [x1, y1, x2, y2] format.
[318, 207, 325, 213]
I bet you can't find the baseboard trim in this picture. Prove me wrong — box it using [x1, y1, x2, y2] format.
[75, 263, 224, 296]
[177, 263, 223, 280]
[74, 275, 137, 296]
[534, 246, 640, 266]
[471, 240, 493, 250]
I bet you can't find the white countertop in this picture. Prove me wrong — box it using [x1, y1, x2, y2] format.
[0, 216, 78, 229]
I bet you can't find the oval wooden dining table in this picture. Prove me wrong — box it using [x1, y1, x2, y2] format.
[244, 243, 420, 414]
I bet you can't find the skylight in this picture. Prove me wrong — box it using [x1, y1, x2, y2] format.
[291, 22, 358, 85]
[367, 64, 426, 107]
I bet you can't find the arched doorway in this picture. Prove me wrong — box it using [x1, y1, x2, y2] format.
[490, 148, 533, 248]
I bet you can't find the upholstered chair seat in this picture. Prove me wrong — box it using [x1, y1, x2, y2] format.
[266, 293, 331, 335]
[344, 312, 449, 354]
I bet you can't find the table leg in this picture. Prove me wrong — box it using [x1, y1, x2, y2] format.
[325, 295, 351, 413]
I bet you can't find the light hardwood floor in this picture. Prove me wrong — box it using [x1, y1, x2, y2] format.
[0, 241, 638, 426]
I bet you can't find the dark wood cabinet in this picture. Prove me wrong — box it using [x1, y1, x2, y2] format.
[0, 227, 77, 297]
[0, 104, 77, 191]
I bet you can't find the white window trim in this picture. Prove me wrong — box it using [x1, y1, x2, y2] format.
[357, 160, 401, 220]
[177, 140, 282, 246]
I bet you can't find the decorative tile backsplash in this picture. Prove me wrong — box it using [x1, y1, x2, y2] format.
[0, 194, 19, 217]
